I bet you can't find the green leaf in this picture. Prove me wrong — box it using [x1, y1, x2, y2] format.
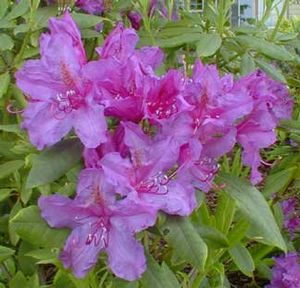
[0, 0, 8, 19]
[0, 245, 14, 262]
[0, 19, 16, 29]
[26, 139, 83, 188]
[54, 270, 76, 288]
[229, 244, 255, 277]
[0, 188, 13, 202]
[14, 23, 29, 35]
[196, 34, 222, 57]
[255, 58, 286, 83]
[215, 191, 235, 234]
[0, 72, 10, 98]
[10, 205, 68, 248]
[0, 34, 14, 50]
[263, 167, 297, 198]
[0, 124, 20, 134]
[158, 32, 202, 48]
[196, 226, 229, 249]
[113, 278, 138, 288]
[26, 248, 58, 264]
[227, 217, 249, 246]
[35, 6, 57, 28]
[9, 271, 27, 288]
[240, 53, 255, 76]
[0, 160, 24, 180]
[72, 13, 104, 29]
[219, 173, 286, 251]
[141, 256, 180, 288]
[5, 0, 29, 21]
[162, 216, 207, 269]
[235, 35, 293, 61]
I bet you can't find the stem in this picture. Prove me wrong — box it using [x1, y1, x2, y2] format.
[13, 2, 37, 66]
[270, 0, 289, 41]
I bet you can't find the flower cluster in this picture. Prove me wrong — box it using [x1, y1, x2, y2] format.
[281, 198, 300, 238]
[267, 253, 300, 288]
[15, 13, 293, 280]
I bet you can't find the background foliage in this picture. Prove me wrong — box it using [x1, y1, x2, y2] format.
[0, 0, 299, 287]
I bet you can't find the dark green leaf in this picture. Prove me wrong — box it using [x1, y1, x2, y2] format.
[0, 0, 8, 18]
[141, 255, 180, 288]
[54, 270, 76, 288]
[72, 13, 104, 29]
[0, 245, 14, 262]
[10, 205, 68, 248]
[5, 0, 29, 21]
[263, 167, 296, 198]
[240, 53, 255, 76]
[236, 35, 293, 61]
[26, 139, 83, 188]
[0, 34, 14, 50]
[0, 188, 13, 202]
[0, 72, 10, 98]
[9, 271, 27, 288]
[158, 33, 202, 48]
[219, 173, 286, 251]
[0, 160, 24, 180]
[162, 216, 207, 269]
[196, 226, 229, 249]
[229, 244, 255, 277]
[196, 34, 222, 57]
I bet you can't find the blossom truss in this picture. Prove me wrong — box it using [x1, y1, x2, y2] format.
[16, 12, 293, 281]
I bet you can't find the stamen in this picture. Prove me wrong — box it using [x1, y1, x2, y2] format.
[7, 103, 24, 114]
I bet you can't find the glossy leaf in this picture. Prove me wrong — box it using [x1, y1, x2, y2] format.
[0, 160, 24, 180]
[219, 173, 286, 252]
[10, 205, 68, 248]
[0, 245, 14, 262]
[229, 244, 255, 277]
[196, 34, 222, 57]
[162, 216, 208, 269]
[0, 33, 14, 50]
[26, 139, 83, 188]
[141, 255, 180, 288]
[236, 35, 293, 61]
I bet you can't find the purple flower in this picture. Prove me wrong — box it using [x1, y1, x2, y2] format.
[96, 23, 138, 61]
[38, 168, 157, 280]
[84, 24, 163, 122]
[145, 69, 191, 122]
[15, 12, 107, 149]
[127, 11, 142, 30]
[267, 253, 300, 288]
[100, 122, 197, 216]
[75, 0, 105, 15]
[281, 198, 300, 237]
[236, 70, 293, 184]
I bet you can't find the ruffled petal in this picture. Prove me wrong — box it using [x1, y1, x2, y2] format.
[107, 221, 147, 281]
[73, 104, 107, 148]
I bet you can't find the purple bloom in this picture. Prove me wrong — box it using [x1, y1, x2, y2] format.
[100, 122, 197, 216]
[84, 24, 163, 122]
[267, 253, 300, 288]
[236, 70, 293, 184]
[75, 0, 105, 15]
[127, 11, 142, 30]
[145, 69, 191, 122]
[281, 198, 300, 237]
[39, 168, 157, 280]
[15, 12, 107, 149]
[96, 23, 138, 61]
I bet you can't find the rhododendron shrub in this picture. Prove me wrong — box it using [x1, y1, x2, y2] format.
[14, 12, 294, 281]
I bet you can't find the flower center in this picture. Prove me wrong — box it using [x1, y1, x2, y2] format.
[136, 171, 169, 195]
[147, 99, 178, 119]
